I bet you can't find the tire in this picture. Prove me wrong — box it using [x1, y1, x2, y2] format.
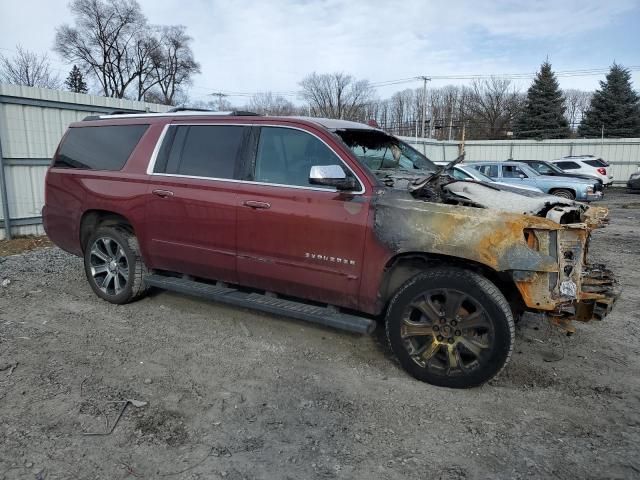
[84, 226, 149, 304]
[385, 268, 514, 388]
[551, 189, 575, 199]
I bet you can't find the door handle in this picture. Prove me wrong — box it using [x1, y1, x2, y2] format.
[243, 200, 271, 209]
[152, 189, 174, 198]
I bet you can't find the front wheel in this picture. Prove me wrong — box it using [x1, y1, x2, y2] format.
[551, 189, 575, 199]
[84, 226, 149, 304]
[385, 268, 514, 388]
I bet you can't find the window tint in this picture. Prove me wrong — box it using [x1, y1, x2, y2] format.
[556, 161, 581, 170]
[528, 162, 554, 175]
[475, 164, 498, 178]
[584, 159, 607, 167]
[155, 125, 246, 179]
[502, 165, 527, 178]
[254, 127, 354, 188]
[54, 125, 148, 170]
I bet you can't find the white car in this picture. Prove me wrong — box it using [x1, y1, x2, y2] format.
[551, 156, 614, 186]
[450, 164, 545, 193]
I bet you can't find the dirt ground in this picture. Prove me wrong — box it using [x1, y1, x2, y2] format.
[0, 236, 52, 257]
[1, 190, 639, 480]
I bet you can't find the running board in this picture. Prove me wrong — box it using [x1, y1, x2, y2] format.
[143, 274, 376, 335]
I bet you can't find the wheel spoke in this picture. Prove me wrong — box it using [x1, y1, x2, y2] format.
[457, 310, 489, 330]
[420, 340, 440, 361]
[444, 290, 466, 320]
[458, 336, 489, 357]
[401, 320, 434, 338]
[447, 345, 459, 372]
[412, 297, 441, 323]
[114, 272, 123, 293]
[101, 272, 114, 292]
[91, 264, 109, 276]
[116, 248, 127, 264]
[91, 246, 110, 263]
[119, 268, 129, 281]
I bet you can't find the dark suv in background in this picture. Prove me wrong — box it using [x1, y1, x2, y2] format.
[43, 111, 617, 388]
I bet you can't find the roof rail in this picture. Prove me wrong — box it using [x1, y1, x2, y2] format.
[167, 107, 213, 113]
[82, 109, 262, 121]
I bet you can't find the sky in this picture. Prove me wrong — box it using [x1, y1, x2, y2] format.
[1, 0, 639, 104]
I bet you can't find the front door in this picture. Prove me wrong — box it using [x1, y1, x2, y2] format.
[144, 124, 251, 282]
[236, 126, 371, 309]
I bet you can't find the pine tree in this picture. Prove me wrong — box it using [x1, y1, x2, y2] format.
[65, 65, 88, 94]
[578, 64, 640, 138]
[514, 61, 570, 139]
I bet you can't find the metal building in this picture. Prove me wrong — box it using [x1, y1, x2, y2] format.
[401, 137, 640, 182]
[0, 84, 169, 239]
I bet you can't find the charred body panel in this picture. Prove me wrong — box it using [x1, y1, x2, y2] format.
[372, 185, 618, 325]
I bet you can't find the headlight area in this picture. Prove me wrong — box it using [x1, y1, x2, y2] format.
[513, 226, 619, 334]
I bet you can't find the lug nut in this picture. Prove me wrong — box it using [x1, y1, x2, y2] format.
[437, 335, 443, 342]
[455, 330, 462, 336]
[448, 338, 455, 344]
[433, 325, 439, 332]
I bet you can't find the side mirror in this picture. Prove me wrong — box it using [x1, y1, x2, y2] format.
[518, 174, 526, 179]
[309, 165, 357, 191]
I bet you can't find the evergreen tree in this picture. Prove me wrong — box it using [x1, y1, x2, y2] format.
[578, 64, 640, 138]
[65, 65, 88, 94]
[514, 61, 570, 139]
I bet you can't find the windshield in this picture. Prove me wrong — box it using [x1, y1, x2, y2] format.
[334, 129, 436, 173]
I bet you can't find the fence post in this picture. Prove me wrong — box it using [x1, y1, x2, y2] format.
[0, 133, 11, 240]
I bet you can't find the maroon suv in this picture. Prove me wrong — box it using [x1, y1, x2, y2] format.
[43, 111, 617, 388]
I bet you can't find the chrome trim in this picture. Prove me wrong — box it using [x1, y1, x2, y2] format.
[146, 123, 366, 195]
[146, 124, 170, 175]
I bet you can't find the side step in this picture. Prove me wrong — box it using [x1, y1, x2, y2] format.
[143, 274, 376, 335]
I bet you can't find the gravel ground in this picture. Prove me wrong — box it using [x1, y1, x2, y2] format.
[1, 190, 639, 480]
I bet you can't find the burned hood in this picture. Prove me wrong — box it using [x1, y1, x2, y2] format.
[374, 169, 588, 224]
[443, 180, 587, 223]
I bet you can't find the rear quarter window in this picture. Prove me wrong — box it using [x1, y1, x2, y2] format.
[555, 161, 581, 170]
[54, 124, 149, 171]
[584, 159, 607, 167]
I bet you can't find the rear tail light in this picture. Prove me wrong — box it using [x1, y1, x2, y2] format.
[597, 167, 607, 175]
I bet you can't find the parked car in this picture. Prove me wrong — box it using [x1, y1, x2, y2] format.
[448, 164, 544, 193]
[551, 155, 613, 186]
[512, 159, 604, 193]
[628, 169, 640, 192]
[43, 112, 617, 388]
[468, 161, 602, 201]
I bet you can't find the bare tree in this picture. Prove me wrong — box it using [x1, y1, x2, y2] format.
[247, 92, 295, 115]
[299, 72, 375, 121]
[55, 0, 148, 98]
[564, 89, 592, 132]
[0, 46, 60, 89]
[465, 78, 520, 139]
[150, 26, 200, 105]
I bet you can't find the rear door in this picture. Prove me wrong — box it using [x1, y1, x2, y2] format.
[144, 123, 252, 282]
[235, 125, 371, 309]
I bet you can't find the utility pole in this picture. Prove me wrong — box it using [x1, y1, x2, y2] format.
[210, 92, 228, 111]
[418, 76, 431, 138]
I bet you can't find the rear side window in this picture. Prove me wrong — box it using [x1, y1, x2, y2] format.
[154, 125, 247, 179]
[54, 125, 148, 170]
[475, 164, 498, 178]
[502, 165, 527, 178]
[584, 159, 607, 167]
[555, 161, 581, 170]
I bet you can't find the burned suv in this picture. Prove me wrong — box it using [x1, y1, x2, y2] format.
[43, 112, 618, 388]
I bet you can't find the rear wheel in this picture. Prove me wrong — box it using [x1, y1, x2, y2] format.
[84, 226, 149, 304]
[385, 268, 514, 388]
[551, 189, 575, 199]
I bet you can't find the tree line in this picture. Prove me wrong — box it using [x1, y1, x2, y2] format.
[0, 0, 638, 139]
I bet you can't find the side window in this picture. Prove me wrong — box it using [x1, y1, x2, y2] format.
[54, 124, 148, 170]
[450, 168, 470, 180]
[556, 161, 580, 170]
[154, 125, 247, 179]
[584, 159, 606, 167]
[476, 164, 498, 178]
[254, 127, 355, 188]
[533, 162, 554, 175]
[502, 165, 527, 178]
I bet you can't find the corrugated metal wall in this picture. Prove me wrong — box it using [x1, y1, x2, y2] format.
[0, 84, 169, 239]
[401, 137, 640, 182]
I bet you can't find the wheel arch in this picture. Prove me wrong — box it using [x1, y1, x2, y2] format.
[549, 187, 576, 197]
[79, 209, 136, 252]
[378, 251, 525, 316]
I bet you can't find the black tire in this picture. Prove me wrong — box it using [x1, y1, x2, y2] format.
[385, 268, 514, 388]
[551, 189, 575, 199]
[83, 226, 149, 304]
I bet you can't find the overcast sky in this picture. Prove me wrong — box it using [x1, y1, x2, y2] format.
[1, 0, 639, 103]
